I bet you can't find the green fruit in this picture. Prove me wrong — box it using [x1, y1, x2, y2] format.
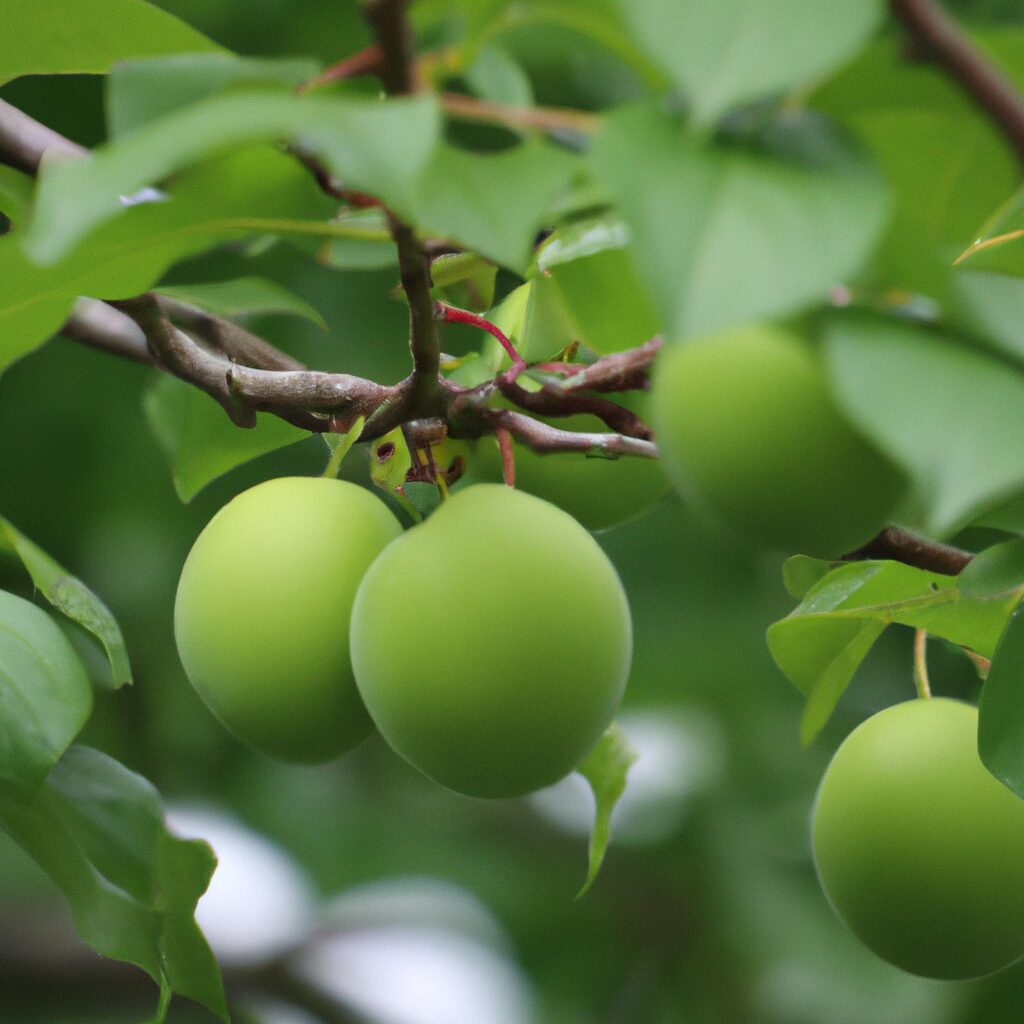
[651, 323, 904, 557]
[812, 698, 1024, 979]
[174, 476, 402, 763]
[350, 484, 632, 797]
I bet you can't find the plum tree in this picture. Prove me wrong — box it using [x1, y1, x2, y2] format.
[651, 323, 905, 558]
[349, 484, 632, 797]
[174, 476, 402, 763]
[812, 698, 1024, 979]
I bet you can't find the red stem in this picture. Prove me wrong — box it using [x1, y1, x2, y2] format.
[298, 44, 385, 92]
[436, 301, 525, 367]
[496, 426, 516, 487]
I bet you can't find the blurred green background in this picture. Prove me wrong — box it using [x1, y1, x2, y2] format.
[2, 1, 1022, 1022]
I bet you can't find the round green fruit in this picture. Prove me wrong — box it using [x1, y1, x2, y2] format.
[812, 698, 1024, 979]
[174, 476, 402, 763]
[349, 484, 632, 797]
[651, 323, 904, 557]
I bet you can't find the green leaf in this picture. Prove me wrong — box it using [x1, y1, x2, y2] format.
[464, 44, 533, 106]
[0, 0, 221, 85]
[0, 746, 226, 1020]
[980, 608, 1024, 799]
[949, 270, 1024, 367]
[769, 560, 1021, 743]
[537, 217, 658, 354]
[143, 375, 310, 502]
[408, 140, 578, 273]
[575, 721, 636, 896]
[316, 207, 397, 271]
[956, 186, 1024, 274]
[430, 253, 497, 313]
[107, 53, 320, 137]
[0, 591, 92, 797]
[0, 166, 34, 222]
[616, 0, 883, 123]
[590, 106, 887, 339]
[959, 539, 1024, 599]
[825, 312, 1024, 539]
[782, 555, 835, 600]
[321, 417, 365, 479]
[0, 519, 131, 687]
[0, 147, 335, 375]
[156, 277, 326, 329]
[25, 91, 440, 265]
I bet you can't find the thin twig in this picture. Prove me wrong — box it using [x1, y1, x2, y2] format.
[482, 409, 659, 459]
[0, 98, 85, 174]
[440, 92, 599, 137]
[913, 628, 933, 699]
[496, 426, 516, 486]
[890, 0, 1024, 167]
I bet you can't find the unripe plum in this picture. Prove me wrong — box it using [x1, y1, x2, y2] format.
[349, 484, 632, 797]
[812, 698, 1024, 979]
[174, 476, 402, 763]
[651, 323, 904, 557]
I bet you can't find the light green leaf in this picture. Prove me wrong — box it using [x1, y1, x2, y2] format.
[317, 207, 396, 270]
[143, 375, 310, 502]
[576, 721, 636, 896]
[430, 253, 497, 313]
[825, 313, 1024, 539]
[0, 166, 34, 222]
[408, 140, 578, 273]
[321, 417, 365, 479]
[617, 0, 883, 123]
[769, 559, 1021, 743]
[108, 53, 320, 137]
[537, 217, 658, 354]
[980, 608, 1024, 799]
[0, 746, 226, 1020]
[0, 519, 131, 687]
[956, 186, 1024, 274]
[0, 0, 221, 85]
[0, 147, 335, 375]
[782, 555, 835, 600]
[464, 44, 533, 106]
[590, 106, 887, 339]
[25, 91, 440, 265]
[0, 591, 92, 797]
[156, 277, 326, 329]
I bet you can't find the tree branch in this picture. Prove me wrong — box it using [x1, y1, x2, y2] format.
[890, 0, 1024, 167]
[479, 409, 660, 459]
[843, 525, 974, 575]
[440, 92, 599, 137]
[0, 98, 85, 173]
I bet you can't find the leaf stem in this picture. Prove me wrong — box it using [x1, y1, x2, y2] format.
[436, 301, 525, 367]
[496, 427, 516, 487]
[914, 629, 933, 699]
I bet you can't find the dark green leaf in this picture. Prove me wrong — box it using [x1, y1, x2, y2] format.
[0, 591, 92, 797]
[782, 555, 835, 599]
[0, 519, 131, 687]
[0, 166, 34, 222]
[156, 277, 326, 329]
[980, 608, 1024, 799]
[107, 53, 320, 137]
[576, 721, 636, 896]
[825, 313, 1024, 538]
[25, 91, 440, 265]
[617, 0, 883, 123]
[0, 0, 221, 85]
[144, 375, 310, 502]
[0, 746, 226, 1019]
[590, 106, 887, 339]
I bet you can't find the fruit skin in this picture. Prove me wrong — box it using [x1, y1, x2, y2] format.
[349, 484, 632, 798]
[651, 323, 904, 557]
[174, 476, 402, 763]
[812, 698, 1024, 979]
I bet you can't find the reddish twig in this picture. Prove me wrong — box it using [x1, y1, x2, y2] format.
[436, 301, 525, 367]
[297, 44, 385, 92]
[496, 427, 516, 487]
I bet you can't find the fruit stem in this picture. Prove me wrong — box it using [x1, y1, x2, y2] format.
[435, 301, 525, 368]
[914, 629, 933, 699]
[496, 426, 516, 487]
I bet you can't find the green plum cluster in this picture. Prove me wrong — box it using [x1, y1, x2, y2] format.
[652, 323, 905, 558]
[174, 478, 632, 797]
[812, 698, 1024, 979]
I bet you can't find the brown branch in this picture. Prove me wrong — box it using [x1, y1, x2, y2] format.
[890, 0, 1024, 167]
[363, 0, 419, 95]
[479, 409, 659, 459]
[559, 337, 662, 394]
[440, 92, 600, 137]
[843, 525, 974, 575]
[0, 98, 85, 174]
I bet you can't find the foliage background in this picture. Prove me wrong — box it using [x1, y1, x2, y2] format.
[2, 0, 1023, 1022]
